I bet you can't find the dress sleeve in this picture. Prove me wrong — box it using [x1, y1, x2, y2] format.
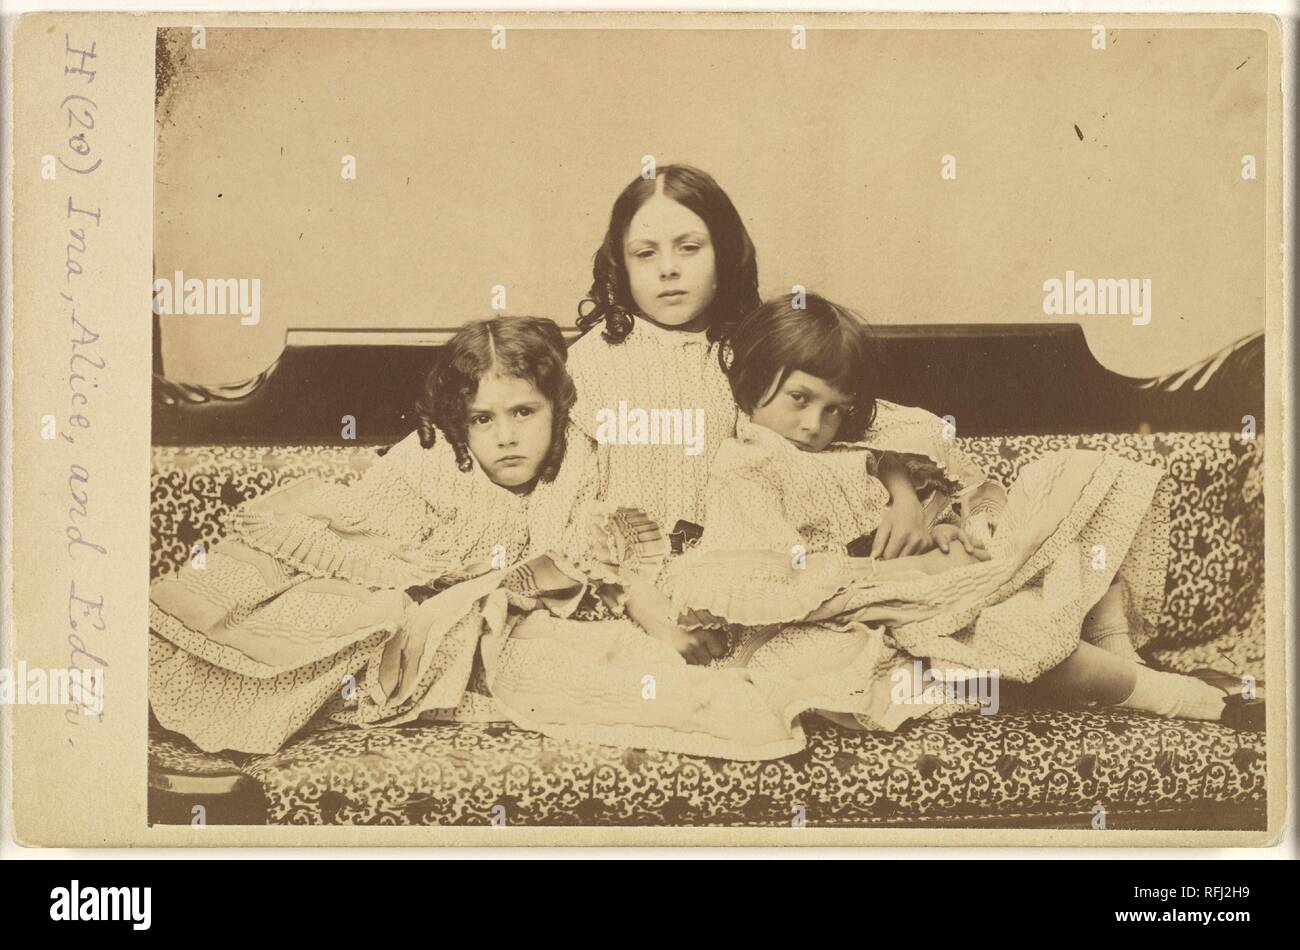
[227, 432, 455, 590]
[698, 466, 802, 555]
[850, 400, 989, 500]
[662, 440, 865, 626]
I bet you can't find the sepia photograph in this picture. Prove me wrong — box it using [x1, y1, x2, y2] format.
[6, 4, 1284, 856]
[138, 20, 1277, 831]
[134, 18, 1279, 826]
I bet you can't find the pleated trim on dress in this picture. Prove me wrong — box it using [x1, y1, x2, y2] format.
[841, 399, 990, 500]
[230, 505, 448, 591]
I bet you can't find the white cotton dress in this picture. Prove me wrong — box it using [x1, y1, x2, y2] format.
[481, 409, 1172, 760]
[148, 426, 598, 754]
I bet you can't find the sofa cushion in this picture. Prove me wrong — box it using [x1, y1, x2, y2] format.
[223, 709, 1263, 827]
[148, 431, 1266, 827]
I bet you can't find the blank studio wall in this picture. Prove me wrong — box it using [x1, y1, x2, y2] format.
[154, 27, 1267, 385]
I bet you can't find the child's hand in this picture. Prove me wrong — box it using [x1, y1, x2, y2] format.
[618, 566, 725, 664]
[931, 523, 991, 560]
[871, 495, 934, 559]
[643, 617, 728, 666]
[963, 511, 996, 548]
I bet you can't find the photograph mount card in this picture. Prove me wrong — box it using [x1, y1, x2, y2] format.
[4, 11, 1288, 847]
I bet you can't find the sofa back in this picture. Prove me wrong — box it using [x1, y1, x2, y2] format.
[153, 324, 1265, 445]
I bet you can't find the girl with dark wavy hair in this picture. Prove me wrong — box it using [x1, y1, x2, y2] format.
[415, 315, 576, 490]
[567, 165, 761, 534]
[576, 164, 759, 345]
[148, 315, 600, 753]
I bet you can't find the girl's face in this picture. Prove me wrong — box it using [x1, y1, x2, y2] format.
[622, 193, 718, 330]
[751, 369, 855, 453]
[464, 373, 555, 493]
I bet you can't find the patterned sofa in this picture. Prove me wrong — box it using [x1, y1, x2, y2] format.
[148, 431, 1267, 829]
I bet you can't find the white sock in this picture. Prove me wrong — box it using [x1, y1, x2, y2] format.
[1082, 580, 1145, 664]
[1117, 665, 1226, 722]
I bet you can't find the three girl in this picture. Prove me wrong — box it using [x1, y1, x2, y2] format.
[481, 167, 1243, 760]
[151, 164, 1253, 759]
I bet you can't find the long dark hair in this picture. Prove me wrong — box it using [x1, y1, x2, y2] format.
[577, 164, 760, 345]
[722, 292, 880, 441]
[414, 316, 575, 482]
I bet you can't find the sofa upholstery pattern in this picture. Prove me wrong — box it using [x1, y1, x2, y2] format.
[148, 431, 1267, 828]
[208, 710, 1260, 827]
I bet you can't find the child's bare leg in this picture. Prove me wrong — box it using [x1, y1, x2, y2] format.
[1081, 578, 1144, 664]
[1035, 640, 1136, 704]
[1037, 641, 1227, 721]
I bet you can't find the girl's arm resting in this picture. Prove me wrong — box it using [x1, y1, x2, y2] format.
[871, 452, 932, 558]
[876, 453, 924, 509]
[619, 567, 726, 664]
[229, 440, 439, 588]
[619, 567, 674, 630]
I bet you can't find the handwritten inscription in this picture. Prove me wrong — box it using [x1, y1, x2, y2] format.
[53, 33, 109, 738]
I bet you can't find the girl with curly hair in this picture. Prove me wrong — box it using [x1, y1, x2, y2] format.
[148, 316, 603, 753]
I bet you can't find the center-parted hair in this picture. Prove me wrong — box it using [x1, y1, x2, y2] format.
[577, 164, 760, 345]
[722, 292, 880, 441]
[415, 316, 576, 482]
